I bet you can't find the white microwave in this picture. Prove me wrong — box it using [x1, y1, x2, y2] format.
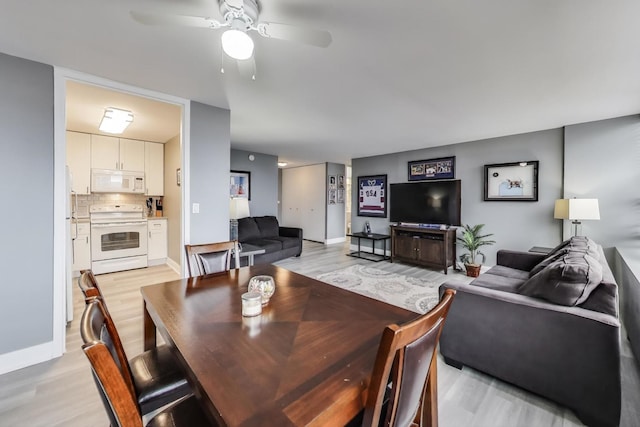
[91, 169, 145, 194]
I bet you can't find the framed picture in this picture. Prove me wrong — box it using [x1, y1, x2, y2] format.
[484, 161, 539, 201]
[408, 156, 455, 181]
[357, 174, 387, 217]
[337, 175, 345, 189]
[230, 170, 251, 200]
[337, 188, 345, 203]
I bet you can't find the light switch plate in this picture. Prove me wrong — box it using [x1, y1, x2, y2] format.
[192, 203, 200, 214]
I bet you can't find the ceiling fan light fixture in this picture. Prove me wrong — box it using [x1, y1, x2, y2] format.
[221, 29, 254, 60]
[99, 107, 133, 134]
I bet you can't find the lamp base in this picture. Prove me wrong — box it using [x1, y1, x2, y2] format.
[571, 220, 582, 237]
[230, 219, 239, 241]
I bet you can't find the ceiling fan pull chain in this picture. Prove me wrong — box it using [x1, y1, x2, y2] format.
[220, 45, 225, 74]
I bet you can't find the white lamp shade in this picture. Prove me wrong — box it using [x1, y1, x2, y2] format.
[554, 198, 600, 220]
[221, 29, 254, 60]
[229, 197, 250, 220]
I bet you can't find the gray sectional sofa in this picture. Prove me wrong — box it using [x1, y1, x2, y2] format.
[237, 216, 303, 266]
[439, 236, 620, 427]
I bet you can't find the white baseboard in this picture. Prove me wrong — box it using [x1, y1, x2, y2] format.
[326, 237, 346, 245]
[0, 341, 57, 375]
[166, 257, 180, 275]
[148, 258, 166, 267]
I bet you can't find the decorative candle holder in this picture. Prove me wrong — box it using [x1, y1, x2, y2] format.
[241, 292, 262, 317]
[248, 275, 276, 306]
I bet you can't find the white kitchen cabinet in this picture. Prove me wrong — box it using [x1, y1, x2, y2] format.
[145, 142, 164, 196]
[72, 222, 91, 272]
[119, 138, 145, 172]
[66, 131, 91, 194]
[147, 219, 167, 264]
[91, 135, 145, 172]
[91, 134, 120, 170]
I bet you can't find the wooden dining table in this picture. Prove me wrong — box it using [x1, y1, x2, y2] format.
[141, 264, 418, 427]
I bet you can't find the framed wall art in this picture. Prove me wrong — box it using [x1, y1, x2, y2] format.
[230, 170, 251, 200]
[408, 156, 455, 181]
[357, 174, 387, 217]
[484, 161, 539, 201]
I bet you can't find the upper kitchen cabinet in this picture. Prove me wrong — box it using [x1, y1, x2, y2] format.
[119, 138, 145, 172]
[145, 142, 164, 196]
[91, 135, 145, 172]
[66, 131, 91, 195]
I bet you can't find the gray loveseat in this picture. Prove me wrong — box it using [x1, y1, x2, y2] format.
[237, 216, 302, 266]
[439, 237, 620, 427]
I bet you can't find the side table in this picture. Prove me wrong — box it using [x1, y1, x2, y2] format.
[235, 243, 266, 267]
[347, 232, 391, 262]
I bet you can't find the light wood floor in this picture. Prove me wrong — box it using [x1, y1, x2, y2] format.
[0, 241, 638, 426]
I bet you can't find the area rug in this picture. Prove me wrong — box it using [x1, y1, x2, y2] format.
[316, 264, 444, 314]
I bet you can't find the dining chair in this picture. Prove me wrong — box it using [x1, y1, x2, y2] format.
[78, 269, 103, 299]
[185, 240, 239, 277]
[82, 340, 214, 427]
[361, 289, 456, 427]
[80, 297, 192, 415]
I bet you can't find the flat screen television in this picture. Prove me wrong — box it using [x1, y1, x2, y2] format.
[390, 180, 461, 226]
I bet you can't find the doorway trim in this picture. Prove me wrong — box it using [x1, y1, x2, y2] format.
[52, 67, 191, 357]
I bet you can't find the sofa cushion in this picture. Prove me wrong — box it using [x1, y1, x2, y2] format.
[269, 236, 300, 250]
[244, 238, 283, 253]
[471, 273, 524, 294]
[484, 265, 530, 281]
[238, 217, 260, 242]
[255, 216, 280, 238]
[519, 247, 604, 306]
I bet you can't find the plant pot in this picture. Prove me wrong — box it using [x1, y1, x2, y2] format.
[465, 264, 481, 278]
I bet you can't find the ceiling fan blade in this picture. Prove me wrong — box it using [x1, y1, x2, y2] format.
[130, 11, 224, 29]
[237, 57, 256, 80]
[256, 22, 332, 48]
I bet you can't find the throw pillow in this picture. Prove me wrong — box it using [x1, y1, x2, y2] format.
[529, 236, 590, 277]
[519, 247, 603, 306]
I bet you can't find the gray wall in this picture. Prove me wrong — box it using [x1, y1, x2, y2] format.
[0, 53, 54, 353]
[564, 115, 640, 247]
[351, 128, 564, 265]
[231, 149, 278, 217]
[189, 102, 231, 244]
[326, 162, 346, 240]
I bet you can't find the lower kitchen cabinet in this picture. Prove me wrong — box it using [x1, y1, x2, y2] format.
[148, 219, 167, 265]
[72, 222, 91, 272]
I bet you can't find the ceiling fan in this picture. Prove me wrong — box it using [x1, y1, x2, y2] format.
[131, 0, 332, 77]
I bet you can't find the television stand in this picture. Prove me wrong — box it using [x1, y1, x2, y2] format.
[390, 225, 457, 274]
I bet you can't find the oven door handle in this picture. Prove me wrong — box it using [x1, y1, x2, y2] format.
[91, 222, 147, 228]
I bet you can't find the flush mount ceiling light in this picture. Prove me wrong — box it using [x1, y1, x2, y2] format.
[99, 107, 133, 134]
[277, 162, 288, 167]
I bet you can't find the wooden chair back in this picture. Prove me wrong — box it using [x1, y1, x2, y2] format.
[362, 289, 456, 427]
[82, 341, 143, 427]
[185, 241, 238, 277]
[80, 298, 137, 401]
[78, 269, 103, 299]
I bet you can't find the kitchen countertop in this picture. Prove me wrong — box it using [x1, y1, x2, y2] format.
[147, 216, 167, 220]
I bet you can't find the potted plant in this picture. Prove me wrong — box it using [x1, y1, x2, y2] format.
[457, 224, 495, 277]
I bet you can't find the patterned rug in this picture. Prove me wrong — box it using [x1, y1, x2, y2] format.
[317, 264, 446, 314]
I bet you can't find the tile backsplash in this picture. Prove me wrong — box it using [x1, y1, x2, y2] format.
[74, 193, 161, 218]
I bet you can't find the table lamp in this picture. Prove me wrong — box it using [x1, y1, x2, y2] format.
[229, 197, 250, 240]
[554, 198, 600, 237]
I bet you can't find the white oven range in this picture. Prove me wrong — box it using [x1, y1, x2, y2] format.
[90, 204, 148, 274]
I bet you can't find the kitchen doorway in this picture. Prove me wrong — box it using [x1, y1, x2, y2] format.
[53, 68, 191, 356]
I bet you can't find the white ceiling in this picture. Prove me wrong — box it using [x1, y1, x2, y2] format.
[66, 81, 181, 143]
[2, 0, 640, 166]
